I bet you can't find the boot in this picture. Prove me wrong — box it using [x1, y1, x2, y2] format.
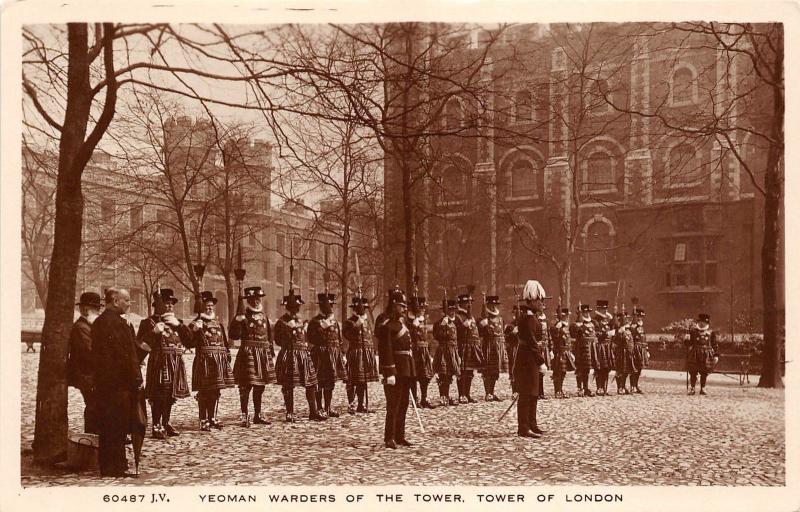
[199, 419, 211, 432]
[240, 412, 251, 427]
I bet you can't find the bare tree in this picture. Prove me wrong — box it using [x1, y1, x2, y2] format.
[23, 22, 297, 462]
[601, 22, 784, 387]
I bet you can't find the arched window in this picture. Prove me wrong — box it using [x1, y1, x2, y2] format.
[444, 98, 463, 130]
[441, 229, 464, 282]
[441, 165, 467, 202]
[585, 220, 613, 283]
[515, 90, 532, 123]
[670, 66, 697, 105]
[582, 150, 616, 194]
[666, 143, 702, 187]
[509, 159, 537, 198]
[504, 224, 538, 288]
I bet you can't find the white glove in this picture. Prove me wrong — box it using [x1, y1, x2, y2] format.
[153, 322, 166, 334]
[479, 318, 488, 327]
[607, 329, 616, 336]
[386, 375, 396, 386]
[190, 320, 203, 330]
[539, 363, 547, 373]
[235, 315, 245, 321]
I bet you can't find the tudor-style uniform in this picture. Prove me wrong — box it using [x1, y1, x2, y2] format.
[550, 307, 576, 398]
[307, 293, 347, 418]
[342, 296, 380, 413]
[613, 312, 636, 394]
[274, 291, 324, 422]
[685, 313, 719, 396]
[139, 289, 191, 439]
[230, 286, 276, 426]
[504, 306, 520, 389]
[455, 294, 485, 403]
[378, 288, 416, 449]
[570, 304, 598, 397]
[478, 296, 508, 402]
[186, 291, 234, 431]
[535, 308, 553, 399]
[591, 301, 616, 396]
[433, 300, 461, 406]
[630, 308, 649, 393]
[407, 296, 436, 409]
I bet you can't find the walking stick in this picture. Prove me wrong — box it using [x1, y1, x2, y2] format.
[409, 388, 425, 433]
[498, 393, 518, 422]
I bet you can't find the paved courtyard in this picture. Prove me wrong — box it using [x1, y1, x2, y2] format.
[20, 349, 785, 486]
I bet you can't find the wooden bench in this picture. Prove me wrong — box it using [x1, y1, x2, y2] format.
[715, 354, 751, 385]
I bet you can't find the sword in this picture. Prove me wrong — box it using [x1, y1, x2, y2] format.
[409, 389, 425, 433]
[498, 393, 518, 422]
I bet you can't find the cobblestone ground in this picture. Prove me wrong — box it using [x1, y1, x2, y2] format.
[20, 350, 784, 487]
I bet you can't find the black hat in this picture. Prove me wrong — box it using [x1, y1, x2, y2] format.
[579, 304, 592, 313]
[317, 292, 337, 304]
[76, 291, 102, 308]
[410, 296, 427, 308]
[349, 296, 369, 308]
[154, 288, 179, 305]
[282, 292, 305, 306]
[560, 307, 570, 315]
[388, 288, 407, 307]
[457, 294, 473, 304]
[634, 308, 646, 316]
[244, 286, 265, 299]
[200, 291, 218, 305]
[698, 313, 710, 323]
[596, 300, 609, 309]
[486, 295, 500, 305]
[615, 311, 627, 318]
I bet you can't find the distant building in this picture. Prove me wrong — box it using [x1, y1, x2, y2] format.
[22, 116, 340, 330]
[383, 23, 784, 331]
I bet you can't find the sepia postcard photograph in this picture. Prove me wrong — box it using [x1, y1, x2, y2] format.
[0, 1, 797, 511]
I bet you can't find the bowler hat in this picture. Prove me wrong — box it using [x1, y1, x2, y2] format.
[698, 313, 710, 323]
[76, 292, 102, 308]
[486, 295, 500, 305]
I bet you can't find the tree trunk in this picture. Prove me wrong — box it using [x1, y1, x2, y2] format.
[757, 34, 784, 389]
[33, 24, 91, 464]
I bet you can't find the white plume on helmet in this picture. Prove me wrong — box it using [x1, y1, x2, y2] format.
[522, 280, 546, 301]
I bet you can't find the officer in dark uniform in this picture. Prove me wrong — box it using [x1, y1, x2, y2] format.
[67, 291, 103, 434]
[455, 293, 484, 403]
[550, 307, 575, 398]
[433, 299, 461, 406]
[591, 300, 615, 396]
[230, 286, 276, 426]
[570, 304, 597, 397]
[308, 292, 347, 418]
[685, 313, 719, 395]
[186, 291, 234, 431]
[478, 296, 508, 401]
[274, 289, 324, 422]
[343, 296, 379, 413]
[630, 308, 649, 393]
[408, 295, 436, 409]
[514, 280, 548, 438]
[138, 289, 191, 439]
[379, 287, 416, 449]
